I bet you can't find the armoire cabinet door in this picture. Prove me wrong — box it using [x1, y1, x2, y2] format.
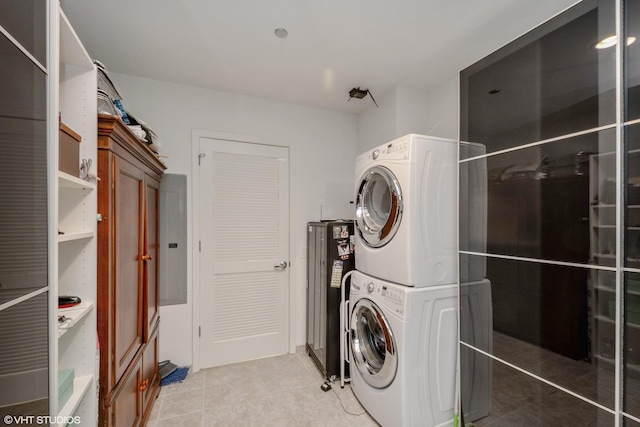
[142, 326, 159, 417]
[113, 156, 145, 384]
[145, 177, 160, 338]
[109, 357, 143, 427]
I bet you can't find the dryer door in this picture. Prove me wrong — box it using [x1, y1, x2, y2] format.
[350, 298, 398, 388]
[355, 166, 402, 248]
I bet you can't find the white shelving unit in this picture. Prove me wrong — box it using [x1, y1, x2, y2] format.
[589, 150, 640, 371]
[50, 6, 98, 426]
[589, 152, 617, 368]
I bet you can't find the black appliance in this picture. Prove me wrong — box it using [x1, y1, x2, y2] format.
[306, 220, 355, 381]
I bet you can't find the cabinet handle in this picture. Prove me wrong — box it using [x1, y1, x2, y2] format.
[139, 379, 148, 392]
[141, 254, 153, 262]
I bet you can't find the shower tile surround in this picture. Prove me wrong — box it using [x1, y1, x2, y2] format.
[460, 0, 640, 424]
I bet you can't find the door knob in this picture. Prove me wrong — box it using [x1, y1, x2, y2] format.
[274, 261, 288, 271]
[141, 254, 153, 262]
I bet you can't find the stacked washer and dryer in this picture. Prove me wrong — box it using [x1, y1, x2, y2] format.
[347, 134, 459, 427]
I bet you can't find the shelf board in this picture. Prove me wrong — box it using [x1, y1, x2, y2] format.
[57, 231, 94, 243]
[592, 204, 615, 208]
[59, 10, 93, 69]
[595, 314, 615, 324]
[58, 303, 94, 338]
[57, 375, 93, 423]
[596, 352, 640, 378]
[592, 224, 615, 229]
[593, 253, 616, 259]
[594, 285, 640, 297]
[595, 314, 640, 329]
[58, 172, 95, 190]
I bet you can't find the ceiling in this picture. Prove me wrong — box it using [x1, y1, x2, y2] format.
[60, 0, 579, 114]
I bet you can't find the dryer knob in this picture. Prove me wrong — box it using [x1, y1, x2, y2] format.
[372, 149, 379, 160]
[367, 282, 375, 293]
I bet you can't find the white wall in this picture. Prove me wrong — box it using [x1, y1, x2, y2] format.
[356, 82, 459, 154]
[355, 88, 399, 153]
[111, 73, 358, 366]
[398, 80, 458, 142]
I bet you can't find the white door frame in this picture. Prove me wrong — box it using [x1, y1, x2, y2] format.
[191, 129, 297, 373]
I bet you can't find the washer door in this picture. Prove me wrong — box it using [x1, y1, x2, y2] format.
[355, 166, 402, 248]
[350, 298, 398, 388]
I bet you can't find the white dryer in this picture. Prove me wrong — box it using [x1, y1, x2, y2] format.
[354, 134, 457, 287]
[349, 270, 458, 427]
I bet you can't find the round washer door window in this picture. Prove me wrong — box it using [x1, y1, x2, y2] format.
[350, 298, 398, 389]
[355, 166, 402, 248]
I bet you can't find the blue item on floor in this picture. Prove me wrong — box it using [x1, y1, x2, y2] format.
[160, 366, 189, 386]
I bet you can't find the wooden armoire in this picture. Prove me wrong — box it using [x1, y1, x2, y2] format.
[97, 114, 165, 426]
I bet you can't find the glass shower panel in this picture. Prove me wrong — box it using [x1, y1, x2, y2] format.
[460, 253, 615, 409]
[625, 417, 640, 427]
[626, 125, 640, 270]
[0, 32, 48, 305]
[460, 129, 615, 267]
[626, 272, 640, 420]
[625, 0, 640, 121]
[0, 293, 49, 418]
[460, 0, 615, 154]
[0, 1, 46, 66]
[460, 345, 615, 426]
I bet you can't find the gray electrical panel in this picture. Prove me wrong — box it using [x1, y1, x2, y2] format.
[159, 174, 187, 305]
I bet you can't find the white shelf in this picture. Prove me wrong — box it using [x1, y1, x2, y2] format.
[57, 375, 93, 423]
[57, 231, 94, 243]
[58, 171, 95, 190]
[59, 10, 93, 69]
[594, 285, 616, 293]
[58, 303, 94, 338]
[593, 253, 616, 259]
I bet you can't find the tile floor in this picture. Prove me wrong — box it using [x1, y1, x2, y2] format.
[147, 348, 379, 427]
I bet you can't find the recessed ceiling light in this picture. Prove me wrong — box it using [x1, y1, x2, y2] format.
[595, 35, 636, 49]
[274, 28, 288, 39]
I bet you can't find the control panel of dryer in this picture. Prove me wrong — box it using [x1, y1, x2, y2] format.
[355, 138, 411, 169]
[359, 280, 405, 316]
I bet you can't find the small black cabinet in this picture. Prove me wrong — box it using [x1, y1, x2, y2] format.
[306, 221, 355, 381]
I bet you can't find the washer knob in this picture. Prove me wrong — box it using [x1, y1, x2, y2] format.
[372, 149, 379, 160]
[367, 282, 375, 293]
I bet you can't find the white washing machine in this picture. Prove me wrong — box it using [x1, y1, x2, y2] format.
[349, 270, 458, 427]
[354, 134, 457, 287]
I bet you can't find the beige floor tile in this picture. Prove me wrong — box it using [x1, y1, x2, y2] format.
[157, 388, 204, 420]
[159, 352, 380, 426]
[156, 410, 204, 427]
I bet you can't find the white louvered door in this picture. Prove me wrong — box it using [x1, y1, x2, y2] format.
[198, 137, 289, 368]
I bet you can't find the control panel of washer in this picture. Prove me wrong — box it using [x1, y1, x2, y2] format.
[379, 283, 405, 316]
